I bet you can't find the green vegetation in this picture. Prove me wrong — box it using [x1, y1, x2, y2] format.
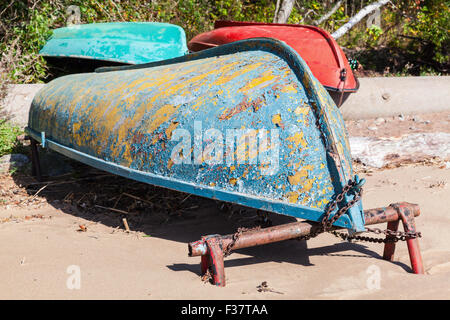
[0, 120, 23, 157]
[0, 0, 448, 84]
[0, 1, 447, 158]
[347, 0, 449, 75]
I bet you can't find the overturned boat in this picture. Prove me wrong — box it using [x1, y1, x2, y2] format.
[40, 22, 188, 76]
[28, 38, 364, 232]
[26, 38, 423, 285]
[40, 22, 188, 64]
[189, 20, 359, 106]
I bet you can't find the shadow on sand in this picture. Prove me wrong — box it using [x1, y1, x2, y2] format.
[11, 145, 413, 279]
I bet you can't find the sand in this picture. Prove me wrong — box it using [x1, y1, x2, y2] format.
[1, 114, 449, 299]
[1, 165, 449, 299]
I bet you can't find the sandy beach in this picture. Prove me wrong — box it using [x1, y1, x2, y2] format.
[1, 114, 449, 300]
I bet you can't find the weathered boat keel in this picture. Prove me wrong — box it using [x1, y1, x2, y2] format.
[189, 202, 424, 287]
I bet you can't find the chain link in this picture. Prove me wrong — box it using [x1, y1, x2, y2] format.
[223, 226, 260, 257]
[331, 227, 422, 243]
[300, 177, 422, 244]
[300, 178, 363, 241]
[222, 177, 422, 256]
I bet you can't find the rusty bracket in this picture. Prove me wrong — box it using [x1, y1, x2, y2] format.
[188, 202, 424, 287]
[381, 202, 424, 274]
[201, 236, 226, 286]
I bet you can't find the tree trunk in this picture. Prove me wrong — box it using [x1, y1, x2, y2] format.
[273, 0, 295, 24]
[313, 0, 343, 26]
[331, 0, 389, 40]
[273, 0, 281, 23]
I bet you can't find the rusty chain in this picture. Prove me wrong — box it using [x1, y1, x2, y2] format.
[222, 177, 422, 257]
[223, 226, 261, 257]
[298, 178, 363, 241]
[304, 177, 422, 243]
[331, 227, 422, 243]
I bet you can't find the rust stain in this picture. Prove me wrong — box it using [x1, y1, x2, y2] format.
[151, 132, 164, 145]
[165, 121, 179, 139]
[132, 132, 146, 144]
[167, 158, 174, 170]
[218, 97, 264, 121]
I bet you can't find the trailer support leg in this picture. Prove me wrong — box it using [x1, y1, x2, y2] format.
[201, 236, 226, 286]
[382, 220, 400, 261]
[189, 202, 424, 286]
[387, 203, 424, 274]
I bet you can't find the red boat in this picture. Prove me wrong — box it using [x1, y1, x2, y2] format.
[188, 20, 359, 106]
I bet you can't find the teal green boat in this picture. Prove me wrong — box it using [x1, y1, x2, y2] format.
[39, 22, 188, 64]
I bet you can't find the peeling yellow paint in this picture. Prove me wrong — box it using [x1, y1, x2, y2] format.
[272, 114, 282, 127]
[288, 165, 314, 186]
[238, 70, 278, 93]
[294, 106, 309, 116]
[213, 62, 263, 86]
[299, 179, 313, 192]
[286, 132, 307, 149]
[281, 83, 297, 93]
[286, 191, 299, 203]
[146, 104, 179, 136]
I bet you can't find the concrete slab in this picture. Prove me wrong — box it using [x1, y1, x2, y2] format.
[341, 76, 450, 119]
[1, 76, 449, 128]
[1, 84, 45, 128]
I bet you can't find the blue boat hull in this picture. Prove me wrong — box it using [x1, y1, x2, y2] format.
[27, 38, 365, 231]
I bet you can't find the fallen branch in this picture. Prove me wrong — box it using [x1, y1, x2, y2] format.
[331, 0, 390, 39]
[122, 192, 156, 205]
[122, 218, 130, 232]
[300, 9, 317, 23]
[25, 174, 114, 186]
[19, 183, 48, 204]
[109, 0, 125, 22]
[313, 0, 343, 26]
[94, 204, 129, 215]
